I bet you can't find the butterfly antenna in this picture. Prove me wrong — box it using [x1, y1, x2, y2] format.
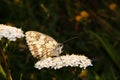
[63, 37, 79, 44]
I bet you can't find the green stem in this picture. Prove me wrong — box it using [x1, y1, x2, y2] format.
[0, 64, 7, 79]
[89, 31, 120, 70]
[0, 47, 12, 80]
[3, 41, 10, 52]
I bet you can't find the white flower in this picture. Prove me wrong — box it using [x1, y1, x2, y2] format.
[35, 57, 53, 70]
[34, 54, 93, 70]
[0, 24, 24, 41]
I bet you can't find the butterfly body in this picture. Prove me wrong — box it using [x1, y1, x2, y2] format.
[25, 31, 63, 59]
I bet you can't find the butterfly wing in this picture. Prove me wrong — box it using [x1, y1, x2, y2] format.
[25, 31, 60, 59]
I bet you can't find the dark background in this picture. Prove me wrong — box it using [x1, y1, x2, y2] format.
[0, 0, 120, 80]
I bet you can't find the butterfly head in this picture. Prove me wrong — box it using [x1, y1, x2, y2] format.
[52, 43, 63, 56]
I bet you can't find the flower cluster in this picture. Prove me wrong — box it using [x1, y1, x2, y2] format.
[35, 54, 92, 70]
[0, 24, 24, 41]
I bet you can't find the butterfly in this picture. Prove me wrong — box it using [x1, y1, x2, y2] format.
[25, 31, 63, 59]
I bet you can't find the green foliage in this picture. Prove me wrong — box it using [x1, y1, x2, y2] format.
[0, 0, 120, 80]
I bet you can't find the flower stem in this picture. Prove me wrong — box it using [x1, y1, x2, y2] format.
[0, 48, 13, 80]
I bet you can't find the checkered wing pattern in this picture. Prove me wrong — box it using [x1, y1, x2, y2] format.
[25, 31, 63, 59]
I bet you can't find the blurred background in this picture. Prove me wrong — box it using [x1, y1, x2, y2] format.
[0, 0, 120, 80]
